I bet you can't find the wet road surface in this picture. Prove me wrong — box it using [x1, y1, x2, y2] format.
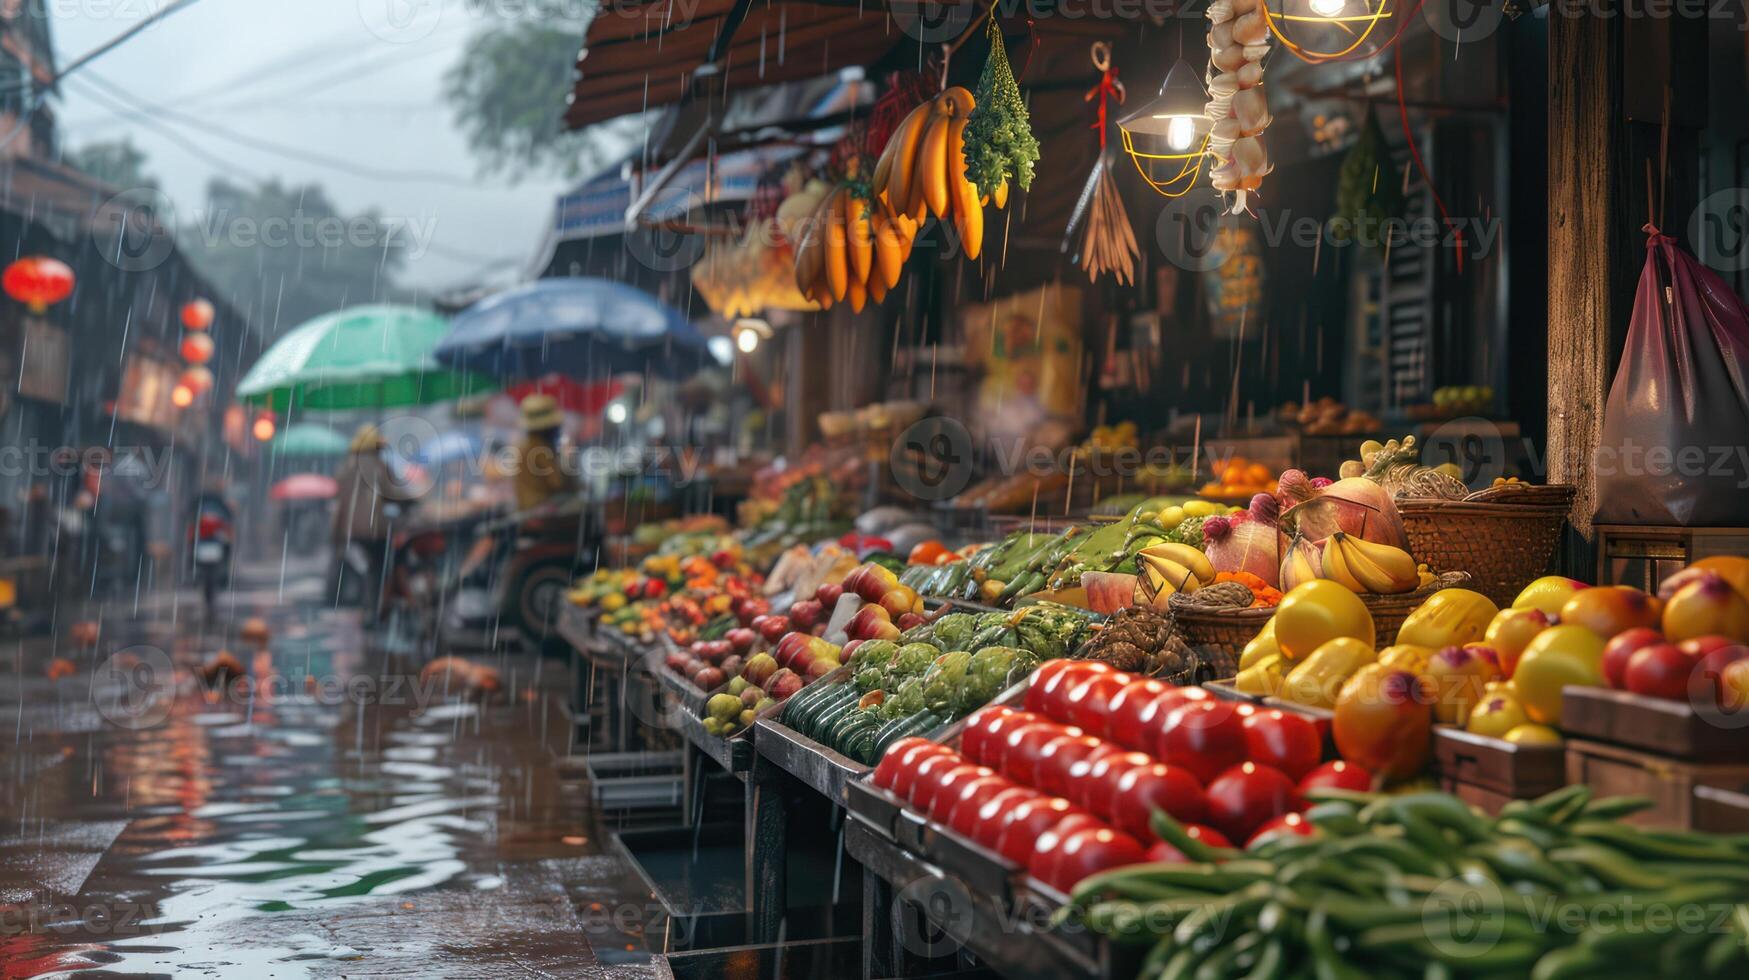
[0, 561, 664, 978]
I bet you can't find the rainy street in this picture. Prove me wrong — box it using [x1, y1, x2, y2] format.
[0, 550, 670, 978]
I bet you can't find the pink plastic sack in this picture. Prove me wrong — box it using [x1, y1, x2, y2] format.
[1595, 229, 1749, 525]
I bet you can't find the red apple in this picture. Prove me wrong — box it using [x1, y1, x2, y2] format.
[735, 597, 769, 626]
[1110, 763, 1207, 839]
[720, 655, 744, 678]
[804, 659, 837, 681]
[879, 585, 921, 618]
[1156, 700, 1249, 785]
[1689, 643, 1749, 710]
[789, 599, 825, 631]
[1623, 643, 1694, 701]
[815, 582, 844, 607]
[766, 668, 803, 701]
[740, 686, 765, 708]
[1105, 679, 1174, 750]
[725, 628, 757, 655]
[693, 667, 725, 690]
[752, 615, 790, 644]
[1602, 627, 1665, 690]
[896, 612, 925, 631]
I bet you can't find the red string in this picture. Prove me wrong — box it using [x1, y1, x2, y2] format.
[1393, 41, 1464, 274]
[1088, 67, 1121, 151]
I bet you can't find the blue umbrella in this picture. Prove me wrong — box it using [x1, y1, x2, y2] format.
[433, 278, 712, 380]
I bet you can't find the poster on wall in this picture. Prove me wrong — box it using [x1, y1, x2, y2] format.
[959, 282, 1084, 446]
[1202, 224, 1266, 340]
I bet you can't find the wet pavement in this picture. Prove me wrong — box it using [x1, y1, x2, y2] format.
[0, 560, 666, 978]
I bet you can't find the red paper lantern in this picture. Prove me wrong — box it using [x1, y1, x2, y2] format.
[181, 365, 213, 393]
[181, 332, 214, 364]
[252, 415, 276, 441]
[3, 257, 74, 312]
[181, 299, 214, 331]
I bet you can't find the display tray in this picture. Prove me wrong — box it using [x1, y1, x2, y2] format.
[844, 817, 1120, 980]
[613, 822, 749, 920]
[676, 709, 756, 776]
[658, 938, 862, 980]
[918, 817, 1021, 909]
[586, 750, 686, 811]
[1693, 785, 1749, 833]
[1565, 738, 1749, 829]
[557, 603, 599, 653]
[1560, 685, 1743, 761]
[755, 718, 871, 806]
[846, 776, 906, 843]
[1432, 726, 1565, 804]
[656, 662, 712, 715]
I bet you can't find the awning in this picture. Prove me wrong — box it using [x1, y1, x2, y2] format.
[551, 143, 802, 241]
[563, 0, 902, 130]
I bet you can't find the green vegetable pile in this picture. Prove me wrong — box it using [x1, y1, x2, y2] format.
[964, 18, 1038, 198]
[1061, 786, 1749, 979]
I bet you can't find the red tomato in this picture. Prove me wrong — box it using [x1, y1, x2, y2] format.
[995, 797, 1087, 864]
[890, 746, 958, 800]
[872, 737, 939, 791]
[1296, 760, 1373, 796]
[1035, 826, 1147, 892]
[1241, 709, 1323, 782]
[1030, 661, 1114, 721]
[999, 721, 1077, 785]
[1624, 643, 1697, 701]
[922, 764, 994, 818]
[1247, 811, 1317, 847]
[964, 709, 1043, 767]
[905, 753, 967, 807]
[1079, 750, 1155, 816]
[907, 540, 952, 566]
[1062, 671, 1135, 733]
[970, 787, 1042, 848]
[959, 706, 1016, 764]
[1032, 734, 1109, 798]
[1023, 659, 1075, 714]
[1143, 824, 1231, 863]
[945, 775, 1014, 839]
[1110, 763, 1207, 840]
[1156, 700, 1249, 785]
[1106, 679, 1176, 750]
[1205, 762, 1299, 843]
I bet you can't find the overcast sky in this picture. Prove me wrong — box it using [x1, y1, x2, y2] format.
[51, 0, 576, 292]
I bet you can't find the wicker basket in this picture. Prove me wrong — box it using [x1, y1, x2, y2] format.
[1398, 486, 1575, 607]
[1167, 573, 1474, 664]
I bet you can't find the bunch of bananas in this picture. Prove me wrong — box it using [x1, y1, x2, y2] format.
[1132, 543, 1216, 608]
[791, 161, 917, 312]
[1318, 531, 1421, 594]
[873, 86, 1006, 259]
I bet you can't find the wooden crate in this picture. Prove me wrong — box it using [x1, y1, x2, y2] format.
[1593, 524, 1749, 594]
[1564, 738, 1749, 829]
[1562, 686, 1744, 761]
[1432, 727, 1565, 813]
[1693, 786, 1749, 833]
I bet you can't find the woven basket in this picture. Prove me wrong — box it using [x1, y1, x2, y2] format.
[1167, 573, 1475, 664]
[1398, 486, 1575, 607]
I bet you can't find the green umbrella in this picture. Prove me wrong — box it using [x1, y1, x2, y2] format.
[268, 423, 349, 458]
[237, 304, 494, 411]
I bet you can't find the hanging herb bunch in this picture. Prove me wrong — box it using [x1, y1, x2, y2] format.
[964, 17, 1039, 203]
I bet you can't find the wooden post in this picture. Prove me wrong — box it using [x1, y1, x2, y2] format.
[1546, 4, 1623, 550]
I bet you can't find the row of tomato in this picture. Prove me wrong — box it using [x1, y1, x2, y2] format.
[870, 660, 1375, 892]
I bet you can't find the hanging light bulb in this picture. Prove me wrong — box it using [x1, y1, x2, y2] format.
[605, 401, 629, 425]
[1165, 115, 1199, 152]
[731, 317, 771, 355]
[253, 415, 276, 441]
[1308, 0, 1345, 17]
[1117, 58, 1210, 197]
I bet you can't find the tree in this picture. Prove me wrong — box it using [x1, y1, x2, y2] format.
[442, 3, 642, 181]
[180, 178, 412, 331]
[66, 139, 157, 189]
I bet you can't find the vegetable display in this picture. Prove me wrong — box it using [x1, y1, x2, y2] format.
[1063, 785, 1749, 980]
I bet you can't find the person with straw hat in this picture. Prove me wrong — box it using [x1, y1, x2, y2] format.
[332, 423, 418, 622]
[511, 394, 576, 512]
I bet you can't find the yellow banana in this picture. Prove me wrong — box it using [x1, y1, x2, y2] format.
[1320, 534, 1366, 592]
[947, 120, 982, 260]
[845, 191, 872, 285]
[823, 188, 848, 302]
[847, 276, 866, 313]
[993, 178, 1009, 210]
[1140, 554, 1201, 594]
[793, 195, 827, 294]
[885, 102, 931, 213]
[895, 211, 918, 261]
[1140, 543, 1216, 586]
[872, 203, 904, 289]
[1339, 533, 1419, 594]
[868, 274, 887, 304]
[919, 112, 951, 220]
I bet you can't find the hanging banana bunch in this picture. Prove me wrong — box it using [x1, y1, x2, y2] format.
[1206, 0, 1273, 212]
[791, 159, 917, 313]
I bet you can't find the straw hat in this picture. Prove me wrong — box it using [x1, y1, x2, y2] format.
[520, 394, 563, 433]
[350, 424, 385, 452]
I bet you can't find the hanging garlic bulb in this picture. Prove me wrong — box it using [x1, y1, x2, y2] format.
[1204, 0, 1273, 213]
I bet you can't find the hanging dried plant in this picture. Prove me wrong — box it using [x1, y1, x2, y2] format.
[1071, 152, 1139, 285]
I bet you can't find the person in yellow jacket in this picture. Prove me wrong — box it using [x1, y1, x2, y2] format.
[512, 394, 576, 512]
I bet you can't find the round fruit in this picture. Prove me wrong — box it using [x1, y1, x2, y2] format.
[1021, 812, 1108, 882]
[1484, 607, 1552, 678]
[1241, 709, 1322, 782]
[1080, 751, 1155, 817]
[1466, 691, 1530, 738]
[873, 738, 941, 791]
[1110, 763, 1207, 839]
[1502, 723, 1562, 746]
[1144, 824, 1232, 863]
[1037, 826, 1147, 892]
[1559, 586, 1662, 639]
[945, 775, 1015, 838]
[1033, 734, 1107, 798]
[995, 797, 1085, 864]
[1248, 811, 1317, 847]
[1000, 722, 1074, 786]
[1601, 627, 1665, 690]
[963, 709, 1041, 767]
[1062, 671, 1134, 734]
[1297, 760, 1372, 795]
[1205, 762, 1299, 843]
[1106, 679, 1175, 750]
[1425, 644, 1503, 726]
[1513, 576, 1589, 617]
[1662, 574, 1749, 643]
[969, 787, 1042, 848]
[1027, 660, 1112, 720]
[1623, 643, 1695, 701]
[1689, 556, 1749, 603]
[921, 764, 994, 818]
[1155, 700, 1249, 785]
[959, 706, 1014, 763]
[1512, 624, 1606, 725]
[1275, 580, 1376, 660]
[1331, 667, 1433, 780]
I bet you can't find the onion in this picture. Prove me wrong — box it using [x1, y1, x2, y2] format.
[1203, 514, 1282, 587]
[1283, 477, 1409, 550]
[1278, 469, 1316, 506]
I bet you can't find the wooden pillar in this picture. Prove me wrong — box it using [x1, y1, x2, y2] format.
[1546, 6, 1623, 548]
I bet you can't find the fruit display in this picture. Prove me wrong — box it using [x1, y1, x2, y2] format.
[1198, 455, 1279, 499]
[1079, 605, 1206, 676]
[1062, 783, 1749, 979]
[1275, 396, 1382, 435]
[1336, 435, 1467, 500]
[1406, 383, 1497, 418]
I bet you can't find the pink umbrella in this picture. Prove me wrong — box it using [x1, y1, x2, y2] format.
[271, 474, 338, 501]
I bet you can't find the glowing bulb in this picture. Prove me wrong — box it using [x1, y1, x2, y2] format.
[1309, 0, 1345, 17]
[606, 401, 628, 424]
[252, 416, 276, 441]
[171, 384, 194, 408]
[735, 328, 760, 354]
[1165, 115, 1198, 152]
